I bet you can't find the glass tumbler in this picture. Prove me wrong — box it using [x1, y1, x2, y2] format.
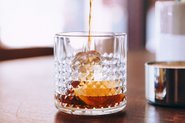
[54, 32, 127, 115]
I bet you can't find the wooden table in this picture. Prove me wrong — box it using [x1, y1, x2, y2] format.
[1, 50, 185, 123]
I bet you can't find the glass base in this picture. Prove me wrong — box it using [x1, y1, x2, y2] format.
[55, 100, 126, 116]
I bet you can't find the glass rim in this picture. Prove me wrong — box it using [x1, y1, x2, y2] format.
[55, 32, 126, 37]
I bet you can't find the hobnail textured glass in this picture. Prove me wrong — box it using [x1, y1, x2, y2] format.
[54, 32, 127, 115]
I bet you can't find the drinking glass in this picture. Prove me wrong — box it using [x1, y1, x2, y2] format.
[54, 32, 127, 115]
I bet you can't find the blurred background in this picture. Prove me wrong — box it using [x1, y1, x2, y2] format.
[0, 0, 156, 60]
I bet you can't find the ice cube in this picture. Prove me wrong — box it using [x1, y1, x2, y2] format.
[72, 50, 102, 81]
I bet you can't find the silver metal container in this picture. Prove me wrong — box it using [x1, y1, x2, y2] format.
[145, 62, 185, 107]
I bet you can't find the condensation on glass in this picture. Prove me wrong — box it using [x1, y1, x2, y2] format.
[54, 32, 127, 115]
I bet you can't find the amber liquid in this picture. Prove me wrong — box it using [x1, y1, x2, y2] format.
[88, 0, 93, 50]
[55, 81, 125, 109]
[55, 0, 125, 110]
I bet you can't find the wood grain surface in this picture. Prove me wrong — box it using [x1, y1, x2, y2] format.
[1, 50, 185, 123]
